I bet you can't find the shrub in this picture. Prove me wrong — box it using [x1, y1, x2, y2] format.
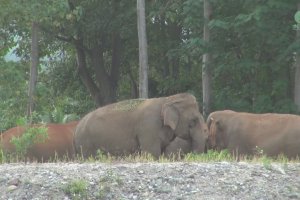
[64, 179, 88, 200]
[10, 126, 48, 158]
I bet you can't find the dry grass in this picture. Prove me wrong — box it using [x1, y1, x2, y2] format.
[1, 148, 299, 165]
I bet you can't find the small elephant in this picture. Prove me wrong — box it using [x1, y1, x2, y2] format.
[74, 93, 208, 158]
[164, 137, 192, 158]
[207, 110, 300, 158]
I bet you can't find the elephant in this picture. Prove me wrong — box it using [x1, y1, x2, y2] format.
[74, 93, 208, 159]
[206, 110, 300, 159]
[0, 121, 78, 162]
[163, 137, 192, 158]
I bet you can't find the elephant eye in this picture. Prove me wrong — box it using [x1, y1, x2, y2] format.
[189, 118, 198, 128]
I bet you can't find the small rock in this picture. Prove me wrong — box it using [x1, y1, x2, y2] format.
[7, 185, 18, 192]
[8, 178, 21, 186]
[288, 192, 300, 199]
[272, 165, 286, 175]
[90, 181, 95, 185]
[262, 173, 269, 178]
[187, 174, 195, 178]
[156, 178, 163, 185]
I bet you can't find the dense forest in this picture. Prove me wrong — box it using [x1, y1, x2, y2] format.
[1, 0, 300, 131]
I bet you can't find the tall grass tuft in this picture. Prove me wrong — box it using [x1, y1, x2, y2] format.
[63, 179, 88, 200]
[184, 149, 235, 162]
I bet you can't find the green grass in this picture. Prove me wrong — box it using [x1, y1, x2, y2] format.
[0, 149, 5, 163]
[63, 179, 88, 200]
[1, 146, 299, 164]
[184, 149, 235, 162]
[63, 169, 124, 200]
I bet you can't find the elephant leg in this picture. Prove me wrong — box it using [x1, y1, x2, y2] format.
[164, 137, 192, 158]
[138, 134, 162, 159]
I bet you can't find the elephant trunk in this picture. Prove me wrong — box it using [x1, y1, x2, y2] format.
[191, 125, 208, 153]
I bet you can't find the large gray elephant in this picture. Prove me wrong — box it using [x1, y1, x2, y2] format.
[207, 110, 300, 158]
[74, 93, 208, 158]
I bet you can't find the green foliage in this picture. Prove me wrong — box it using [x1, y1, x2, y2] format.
[15, 117, 28, 126]
[261, 155, 273, 170]
[38, 106, 79, 124]
[64, 179, 88, 200]
[0, 149, 5, 163]
[38, 57, 94, 116]
[209, 1, 299, 113]
[10, 126, 48, 157]
[95, 150, 111, 162]
[0, 56, 86, 130]
[0, 59, 28, 131]
[294, 11, 300, 23]
[1, 0, 300, 126]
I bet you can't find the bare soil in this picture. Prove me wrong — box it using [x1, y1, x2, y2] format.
[0, 162, 300, 200]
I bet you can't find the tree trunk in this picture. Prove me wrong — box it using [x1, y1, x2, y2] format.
[202, 0, 213, 119]
[137, 0, 149, 98]
[74, 39, 103, 106]
[128, 67, 138, 98]
[89, 46, 115, 105]
[294, 3, 300, 110]
[27, 22, 39, 123]
[75, 34, 122, 107]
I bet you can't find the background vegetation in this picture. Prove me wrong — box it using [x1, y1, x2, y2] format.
[1, 0, 300, 131]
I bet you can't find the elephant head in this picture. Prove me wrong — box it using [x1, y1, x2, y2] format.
[207, 116, 227, 150]
[206, 116, 217, 149]
[161, 93, 208, 153]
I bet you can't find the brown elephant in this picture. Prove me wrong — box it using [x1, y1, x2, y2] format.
[206, 110, 300, 158]
[74, 93, 208, 158]
[163, 137, 192, 158]
[0, 121, 78, 162]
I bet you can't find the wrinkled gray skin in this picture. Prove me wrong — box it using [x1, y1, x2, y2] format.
[74, 93, 208, 159]
[164, 137, 192, 158]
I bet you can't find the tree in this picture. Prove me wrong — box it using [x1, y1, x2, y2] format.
[137, 0, 149, 98]
[2, 0, 300, 121]
[294, 4, 300, 111]
[27, 22, 39, 122]
[202, 0, 212, 118]
[0, 59, 28, 131]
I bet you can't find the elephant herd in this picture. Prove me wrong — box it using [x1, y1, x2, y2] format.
[1, 93, 300, 162]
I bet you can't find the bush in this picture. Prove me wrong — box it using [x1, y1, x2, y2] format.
[64, 179, 88, 200]
[10, 126, 48, 158]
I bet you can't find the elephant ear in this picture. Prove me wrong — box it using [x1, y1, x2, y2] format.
[161, 104, 179, 131]
[207, 116, 214, 129]
[161, 94, 192, 130]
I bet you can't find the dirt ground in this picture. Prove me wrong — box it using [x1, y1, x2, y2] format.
[0, 162, 300, 200]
